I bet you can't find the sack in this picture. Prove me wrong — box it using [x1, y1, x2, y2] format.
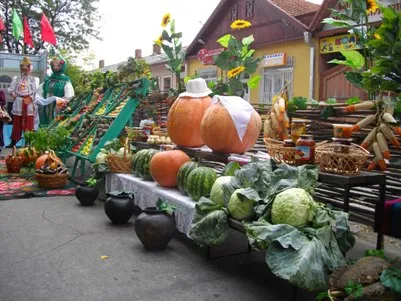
[0, 106, 12, 123]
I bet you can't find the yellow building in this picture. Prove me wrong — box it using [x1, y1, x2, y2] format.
[185, 0, 321, 104]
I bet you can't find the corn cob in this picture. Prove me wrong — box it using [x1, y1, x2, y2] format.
[343, 101, 375, 113]
[373, 142, 386, 171]
[376, 132, 391, 159]
[264, 120, 271, 138]
[361, 127, 377, 150]
[352, 115, 376, 132]
[278, 97, 286, 113]
[270, 111, 282, 134]
[380, 123, 400, 149]
[368, 158, 377, 171]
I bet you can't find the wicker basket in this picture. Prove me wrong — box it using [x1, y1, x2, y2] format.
[315, 143, 369, 175]
[106, 138, 133, 174]
[6, 157, 24, 173]
[264, 138, 297, 165]
[36, 173, 69, 189]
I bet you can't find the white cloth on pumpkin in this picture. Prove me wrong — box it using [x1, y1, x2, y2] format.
[212, 95, 254, 142]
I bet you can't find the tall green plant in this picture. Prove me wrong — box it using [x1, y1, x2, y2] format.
[155, 13, 185, 94]
[213, 19, 261, 97]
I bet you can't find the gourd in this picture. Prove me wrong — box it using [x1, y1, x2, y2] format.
[167, 95, 212, 147]
[200, 101, 262, 154]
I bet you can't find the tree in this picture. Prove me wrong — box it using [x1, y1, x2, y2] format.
[0, 0, 101, 54]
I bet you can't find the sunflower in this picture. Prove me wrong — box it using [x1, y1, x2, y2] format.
[161, 13, 171, 27]
[230, 19, 252, 30]
[366, 0, 379, 14]
[154, 35, 163, 46]
[374, 33, 381, 40]
[227, 66, 246, 78]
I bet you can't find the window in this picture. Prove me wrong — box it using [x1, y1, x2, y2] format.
[197, 68, 217, 83]
[162, 76, 172, 91]
[261, 67, 293, 104]
[230, 4, 238, 22]
[246, 0, 255, 18]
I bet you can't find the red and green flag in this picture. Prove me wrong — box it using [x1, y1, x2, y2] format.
[12, 9, 23, 40]
[23, 17, 34, 48]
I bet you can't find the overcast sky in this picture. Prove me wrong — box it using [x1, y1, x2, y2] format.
[89, 0, 323, 68]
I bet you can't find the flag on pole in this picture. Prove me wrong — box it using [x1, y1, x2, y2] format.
[23, 17, 34, 48]
[40, 13, 56, 45]
[12, 9, 23, 40]
[0, 17, 5, 31]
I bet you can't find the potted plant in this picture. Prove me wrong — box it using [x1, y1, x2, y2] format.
[134, 198, 177, 250]
[75, 177, 99, 206]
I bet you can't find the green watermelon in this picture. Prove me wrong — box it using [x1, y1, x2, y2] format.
[176, 161, 198, 193]
[132, 149, 158, 180]
[185, 167, 217, 202]
[222, 161, 241, 176]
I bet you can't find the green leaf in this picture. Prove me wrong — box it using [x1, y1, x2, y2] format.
[316, 292, 329, 301]
[344, 281, 363, 299]
[380, 268, 401, 294]
[321, 107, 335, 119]
[326, 98, 337, 104]
[243, 49, 255, 59]
[329, 50, 365, 69]
[345, 72, 364, 89]
[171, 32, 182, 39]
[247, 75, 261, 89]
[364, 249, 386, 259]
[322, 17, 352, 27]
[162, 30, 172, 43]
[217, 34, 234, 48]
[156, 198, 177, 215]
[242, 34, 254, 46]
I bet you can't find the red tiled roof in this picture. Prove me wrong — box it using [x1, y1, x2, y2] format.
[270, 0, 321, 17]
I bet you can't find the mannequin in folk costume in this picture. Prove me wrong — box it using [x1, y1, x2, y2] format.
[8, 57, 40, 146]
[37, 55, 74, 126]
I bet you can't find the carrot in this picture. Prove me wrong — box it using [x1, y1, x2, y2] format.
[392, 126, 401, 136]
[368, 159, 377, 171]
[361, 127, 376, 149]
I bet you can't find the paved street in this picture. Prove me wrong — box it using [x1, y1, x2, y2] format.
[0, 196, 399, 301]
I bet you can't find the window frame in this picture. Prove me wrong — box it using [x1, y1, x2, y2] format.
[162, 75, 172, 91]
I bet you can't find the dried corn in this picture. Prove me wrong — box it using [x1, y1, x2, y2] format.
[352, 114, 376, 132]
[373, 142, 386, 170]
[383, 112, 397, 124]
[270, 111, 282, 133]
[283, 111, 290, 128]
[282, 127, 289, 140]
[264, 120, 271, 138]
[273, 103, 281, 118]
[361, 127, 377, 149]
[278, 97, 286, 113]
[368, 159, 377, 171]
[376, 132, 391, 159]
[380, 123, 400, 149]
[343, 100, 375, 113]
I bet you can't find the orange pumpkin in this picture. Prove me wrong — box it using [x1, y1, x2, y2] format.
[200, 101, 262, 154]
[167, 96, 212, 147]
[18, 147, 38, 165]
[149, 150, 191, 187]
[35, 151, 62, 169]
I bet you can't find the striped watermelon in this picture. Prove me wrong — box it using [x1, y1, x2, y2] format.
[176, 161, 198, 193]
[222, 161, 241, 176]
[132, 149, 159, 180]
[185, 167, 217, 202]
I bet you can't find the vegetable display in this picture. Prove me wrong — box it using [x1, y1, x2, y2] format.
[185, 166, 217, 202]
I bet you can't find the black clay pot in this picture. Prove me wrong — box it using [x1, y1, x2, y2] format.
[134, 207, 176, 250]
[104, 192, 136, 224]
[76, 185, 99, 206]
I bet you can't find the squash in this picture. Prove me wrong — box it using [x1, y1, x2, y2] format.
[200, 101, 262, 154]
[167, 96, 212, 147]
[35, 151, 62, 170]
[149, 150, 191, 187]
[18, 147, 37, 165]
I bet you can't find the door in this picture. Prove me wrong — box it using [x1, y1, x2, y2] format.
[261, 67, 293, 104]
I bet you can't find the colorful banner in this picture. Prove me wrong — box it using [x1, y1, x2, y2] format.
[320, 34, 361, 54]
[197, 48, 224, 65]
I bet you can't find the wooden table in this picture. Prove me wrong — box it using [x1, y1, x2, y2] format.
[318, 171, 386, 250]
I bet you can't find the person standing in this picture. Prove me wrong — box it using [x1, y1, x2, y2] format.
[8, 56, 40, 147]
[0, 90, 6, 152]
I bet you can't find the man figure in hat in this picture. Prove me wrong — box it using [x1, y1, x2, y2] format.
[8, 56, 40, 147]
[37, 55, 74, 126]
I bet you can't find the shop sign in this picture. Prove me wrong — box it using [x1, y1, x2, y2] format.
[197, 48, 224, 65]
[261, 53, 287, 68]
[320, 34, 361, 54]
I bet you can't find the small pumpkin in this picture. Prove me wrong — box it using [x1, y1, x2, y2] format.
[149, 150, 191, 187]
[18, 147, 38, 165]
[35, 151, 62, 170]
[200, 100, 262, 154]
[167, 96, 212, 147]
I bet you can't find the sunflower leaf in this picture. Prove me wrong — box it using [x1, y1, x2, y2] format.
[242, 35, 254, 46]
[247, 75, 261, 89]
[217, 34, 234, 48]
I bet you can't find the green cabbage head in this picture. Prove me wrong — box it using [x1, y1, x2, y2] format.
[271, 188, 317, 227]
[210, 176, 233, 206]
[228, 188, 256, 221]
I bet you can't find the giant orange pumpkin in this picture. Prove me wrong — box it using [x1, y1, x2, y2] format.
[167, 96, 212, 147]
[149, 150, 191, 187]
[200, 101, 262, 154]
